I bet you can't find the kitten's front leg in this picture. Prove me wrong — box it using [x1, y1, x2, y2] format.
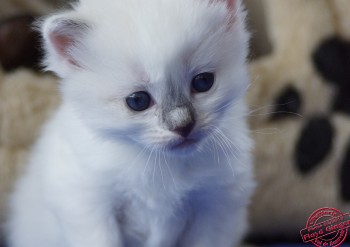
[49, 187, 123, 247]
[179, 188, 248, 247]
[145, 208, 188, 247]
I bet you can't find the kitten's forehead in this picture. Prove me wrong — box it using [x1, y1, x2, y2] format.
[82, 0, 229, 70]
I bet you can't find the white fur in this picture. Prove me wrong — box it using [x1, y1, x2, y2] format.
[6, 0, 255, 246]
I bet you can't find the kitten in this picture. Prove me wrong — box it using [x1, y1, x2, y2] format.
[6, 0, 255, 246]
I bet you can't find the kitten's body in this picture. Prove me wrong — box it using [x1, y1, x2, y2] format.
[7, 0, 255, 247]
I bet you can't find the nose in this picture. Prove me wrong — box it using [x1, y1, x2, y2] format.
[173, 121, 195, 138]
[163, 103, 196, 138]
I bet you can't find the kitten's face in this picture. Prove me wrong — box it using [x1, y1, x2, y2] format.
[43, 0, 249, 155]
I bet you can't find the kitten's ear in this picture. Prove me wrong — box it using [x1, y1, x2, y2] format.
[41, 12, 90, 77]
[226, 0, 237, 11]
[214, 0, 242, 26]
[212, 0, 240, 12]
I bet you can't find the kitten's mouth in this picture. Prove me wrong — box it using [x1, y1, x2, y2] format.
[170, 138, 198, 150]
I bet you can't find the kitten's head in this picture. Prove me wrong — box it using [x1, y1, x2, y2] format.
[41, 0, 249, 155]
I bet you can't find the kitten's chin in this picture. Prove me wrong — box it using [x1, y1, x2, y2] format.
[164, 129, 212, 156]
[172, 139, 197, 148]
[166, 138, 201, 156]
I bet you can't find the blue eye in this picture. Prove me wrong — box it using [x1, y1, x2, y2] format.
[192, 72, 215, 93]
[126, 91, 151, 112]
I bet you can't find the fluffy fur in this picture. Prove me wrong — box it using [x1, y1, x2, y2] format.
[6, 0, 254, 246]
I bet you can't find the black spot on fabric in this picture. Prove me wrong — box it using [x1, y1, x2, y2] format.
[340, 140, 350, 201]
[295, 116, 334, 174]
[312, 37, 350, 115]
[0, 15, 43, 71]
[333, 91, 350, 115]
[313, 37, 350, 85]
[271, 85, 302, 120]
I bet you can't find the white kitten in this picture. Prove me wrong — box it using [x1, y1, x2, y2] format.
[6, 0, 255, 246]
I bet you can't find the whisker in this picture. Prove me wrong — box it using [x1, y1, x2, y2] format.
[213, 127, 244, 168]
[162, 148, 178, 191]
[211, 131, 235, 177]
[127, 146, 147, 174]
[247, 100, 302, 115]
[249, 128, 282, 135]
[152, 149, 158, 185]
[209, 125, 244, 169]
[212, 127, 242, 152]
[248, 110, 303, 118]
[209, 136, 220, 164]
[158, 148, 166, 191]
[143, 145, 155, 177]
[215, 101, 303, 124]
[220, 110, 303, 122]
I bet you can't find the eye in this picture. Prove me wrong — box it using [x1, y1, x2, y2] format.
[126, 91, 152, 112]
[191, 72, 215, 93]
